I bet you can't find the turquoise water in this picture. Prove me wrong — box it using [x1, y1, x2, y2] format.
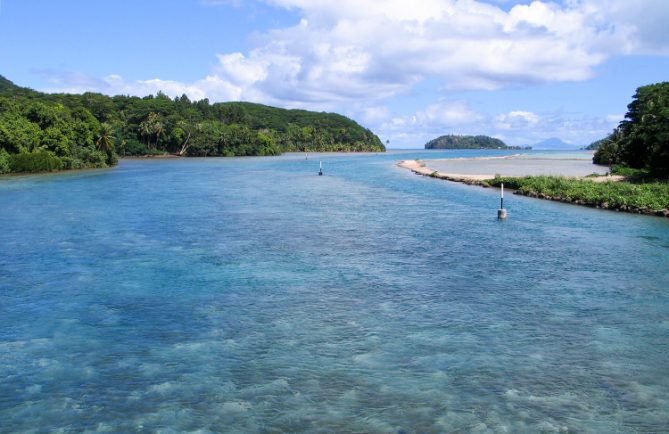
[1, 150, 668, 433]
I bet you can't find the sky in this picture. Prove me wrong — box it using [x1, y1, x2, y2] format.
[1, 0, 668, 148]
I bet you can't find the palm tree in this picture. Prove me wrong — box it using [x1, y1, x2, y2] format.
[96, 122, 116, 165]
[138, 112, 160, 150]
[96, 123, 114, 153]
[153, 120, 165, 150]
[138, 117, 153, 149]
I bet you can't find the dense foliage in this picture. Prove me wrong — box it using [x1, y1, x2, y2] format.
[487, 176, 669, 213]
[594, 82, 669, 176]
[0, 75, 384, 173]
[0, 94, 115, 173]
[425, 134, 521, 150]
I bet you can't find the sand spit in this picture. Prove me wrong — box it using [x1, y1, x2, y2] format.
[397, 160, 494, 183]
[397, 159, 667, 218]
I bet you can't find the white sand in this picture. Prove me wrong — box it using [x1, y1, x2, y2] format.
[398, 154, 623, 182]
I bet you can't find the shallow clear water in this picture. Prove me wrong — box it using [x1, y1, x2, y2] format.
[1, 150, 668, 433]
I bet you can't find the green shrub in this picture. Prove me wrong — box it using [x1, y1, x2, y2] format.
[123, 140, 149, 155]
[488, 176, 669, 211]
[610, 166, 649, 177]
[61, 156, 85, 170]
[9, 149, 63, 173]
[0, 148, 10, 174]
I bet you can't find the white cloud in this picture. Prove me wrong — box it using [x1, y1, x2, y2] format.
[42, 2, 663, 99]
[501, 110, 620, 146]
[495, 110, 540, 130]
[606, 113, 624, 124]
[44, 0, 669, 107]
[208, 0, 666, 104]
[413, 102, 483, 126]
[38, 0, 669, 147]
[581, 0, 669, 55]
[375, 104, 622, 148]
[215, 53, 269, 85]
[360, 106, 392, 124]
[380, 101, 483, 133]
[375, 101, 488, 147]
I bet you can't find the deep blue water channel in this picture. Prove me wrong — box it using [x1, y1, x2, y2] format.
[1, 150, 668, 433]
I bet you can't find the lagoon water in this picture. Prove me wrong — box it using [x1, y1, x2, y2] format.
[1, 150, 668, 433]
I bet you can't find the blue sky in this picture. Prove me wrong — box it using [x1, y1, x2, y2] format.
[1, 0, 668, 148]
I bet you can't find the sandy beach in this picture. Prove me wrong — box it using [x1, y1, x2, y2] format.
[397, 159, 494, 183]
[398, 153, 624, 183]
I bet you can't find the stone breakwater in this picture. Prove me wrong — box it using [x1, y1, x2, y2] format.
[397, 159, 669, 218]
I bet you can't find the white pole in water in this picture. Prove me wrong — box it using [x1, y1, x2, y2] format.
[318, 160, 323, 176]
[498, 182, 507, 219]
[501, 183, 504, 208]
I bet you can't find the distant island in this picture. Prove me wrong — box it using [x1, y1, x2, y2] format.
[530, 137, 580, 150]
[0, 75, 384, 174]
[424, 134, 528, 150]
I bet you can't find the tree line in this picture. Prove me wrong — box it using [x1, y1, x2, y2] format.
[0, 75, 385, 173]
[593, 82, 669, 177]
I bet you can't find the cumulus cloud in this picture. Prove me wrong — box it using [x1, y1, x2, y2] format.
[360, 106, 392, 124]
[582, 0, 669, 55]
[492, 110, 624, 147]
[225, 0, 663, 100]
[495, 110, 540, 130]
[38, 0, 668, 146]
[375, 101, 488, 147]
[47, 0, 669, 105]
[374, 104, 621, 148]
[413, 102, 484, 127]
[606, 113, 624, 123]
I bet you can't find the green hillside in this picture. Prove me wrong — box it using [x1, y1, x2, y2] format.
[0, 75, 384, 173]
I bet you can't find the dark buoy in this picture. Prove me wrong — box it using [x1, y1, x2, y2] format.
[498, 182, 507, 219]
[318, 160, 323, 176]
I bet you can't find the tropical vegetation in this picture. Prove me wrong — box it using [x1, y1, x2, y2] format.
[0, 75, 384, 173]
[593, 82, 669, 177]
[487, 175, 669, 215]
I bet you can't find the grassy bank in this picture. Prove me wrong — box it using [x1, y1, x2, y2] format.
[486, 176, 669, 216]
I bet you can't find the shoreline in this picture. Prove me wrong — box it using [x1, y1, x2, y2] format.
[397, 159, 668, 218]
[397, 159, 496, 183]
[120, 154, 182, 159]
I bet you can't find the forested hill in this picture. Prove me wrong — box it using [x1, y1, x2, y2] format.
[425, 134, 522, 150]
[0, 75, 384, 173]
